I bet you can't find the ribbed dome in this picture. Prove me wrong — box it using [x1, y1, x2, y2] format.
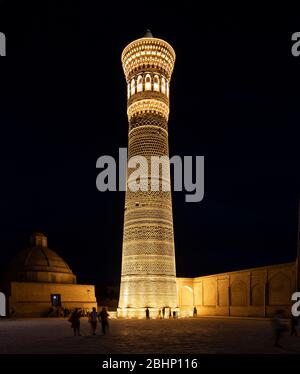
[10, 246, 73, 274]
[6, 233, 77, 284]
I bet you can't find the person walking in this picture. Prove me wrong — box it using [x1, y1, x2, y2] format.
[193, 306, 197, 317]
[99, 307, 109, 335]
[89, 307, 98, 335]
[69, 308, 81, 336]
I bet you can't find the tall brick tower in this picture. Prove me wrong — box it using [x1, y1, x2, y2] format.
[118, 31, 177, 318]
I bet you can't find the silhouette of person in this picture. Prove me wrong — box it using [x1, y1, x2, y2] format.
[193, 306, 197, 317]
[291, 314, 298, 336]
[69, 308, 81, 336]
[162, 307, 165, 319]
[272, 309, 286, 347]
[146, 307, 150, 319]
[99, 307, 109, 335]
[89, 307, 98, 335]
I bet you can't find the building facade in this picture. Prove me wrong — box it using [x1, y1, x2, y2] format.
[177, 261, 296, 318]
[2, 233, 96, 317]
[118, 31, 177, 318]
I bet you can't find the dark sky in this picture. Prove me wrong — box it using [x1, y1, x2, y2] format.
[0, 3, 299, 287]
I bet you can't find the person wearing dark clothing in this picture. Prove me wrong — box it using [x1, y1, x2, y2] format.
[291, 315, 298, 336]
[89, 307, 98, 335]
[99, 307, 109, 335]
[193, 307, 197, 317]
[162, 307, 165, 319]
[69, 308, 81, 336]
[272, 310, 286, 347]
[145, 307, 150, 319]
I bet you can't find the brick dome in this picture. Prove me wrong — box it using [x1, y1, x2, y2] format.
[6, 233, 76, 284]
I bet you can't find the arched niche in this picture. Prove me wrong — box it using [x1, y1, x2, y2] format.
[268, 272, 291, 305]
[181, 285, 193, 306]
[131, 78, 136, 96]
[230, 280, 247, 306]
[145, 74, 152, 91]
[251, 283, 264, 306]
[127, 82, 131, 98]
[153, 75, 160, 92]
[137, 75, 143, 92]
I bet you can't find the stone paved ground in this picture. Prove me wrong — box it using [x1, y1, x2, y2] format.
[0, 317, 299, 354]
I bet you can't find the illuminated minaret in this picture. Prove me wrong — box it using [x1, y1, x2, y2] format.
[118, 31, 177, 318]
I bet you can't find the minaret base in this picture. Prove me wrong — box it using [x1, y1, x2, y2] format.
[117, 307, 180, 319]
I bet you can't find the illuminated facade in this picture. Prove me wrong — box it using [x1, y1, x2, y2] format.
[118, 31, 177, 318]
[2, 233, 96, 317]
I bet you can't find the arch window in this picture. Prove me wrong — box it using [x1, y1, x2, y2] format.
[153, 75, 160, 92]
[127, 82, 131, 98]
[145, 74, 152, 91]
[137, 75, 143, 92]
[131, 78, 136, 96]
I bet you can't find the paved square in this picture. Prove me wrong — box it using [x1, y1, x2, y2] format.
[0, 317, 299, 354]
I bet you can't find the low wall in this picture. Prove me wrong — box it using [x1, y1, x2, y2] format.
[177, 262, 296, 318]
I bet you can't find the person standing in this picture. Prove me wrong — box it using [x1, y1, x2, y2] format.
[99, 307, 110, 335]
[89, 307, 98, 335]
[193, 306, 197, 317]
[69, 308, 81, 336]
[145, 307, 150, 319]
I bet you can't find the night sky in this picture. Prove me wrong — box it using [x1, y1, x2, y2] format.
[0, 3, 299, 288]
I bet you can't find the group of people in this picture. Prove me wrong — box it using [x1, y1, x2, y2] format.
[144, 306, 199, 319]
[145, 307, 179, 319]
[47, 306, 91, 318]
[68, 307, 109, 336]
[68, 305, 298, 347]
